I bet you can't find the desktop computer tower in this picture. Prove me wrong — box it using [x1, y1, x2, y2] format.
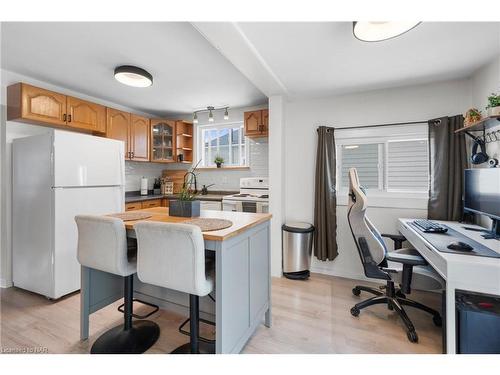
[456, 290, 500, 354]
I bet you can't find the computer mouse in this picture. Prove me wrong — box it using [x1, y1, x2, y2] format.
[447, 241, 473, 252]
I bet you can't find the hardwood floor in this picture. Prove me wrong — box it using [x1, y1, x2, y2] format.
[0, 273, 442, 354]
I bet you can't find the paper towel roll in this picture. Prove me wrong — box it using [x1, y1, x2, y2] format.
[140, 177, 148, 196]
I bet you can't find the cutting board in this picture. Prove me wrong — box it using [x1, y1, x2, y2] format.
[162, 170, 187, 193]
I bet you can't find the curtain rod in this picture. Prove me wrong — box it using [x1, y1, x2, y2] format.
[317, 119, 441, 132]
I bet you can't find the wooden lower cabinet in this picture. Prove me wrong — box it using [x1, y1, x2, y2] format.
[126, 199, 162, 211]
[125, 202, 142, 211]
[142, 199, 162, 209]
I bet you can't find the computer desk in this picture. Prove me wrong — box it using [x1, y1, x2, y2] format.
[398, 219, 500, 354]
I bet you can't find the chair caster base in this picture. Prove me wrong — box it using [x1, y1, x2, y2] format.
[91, 320, 160, 354]
[407, 330, 418, 343]
[433, 314, 443, 327]
[350, 307, 360, 317]
[352, 287, 361, 296]
[171, 342, 215, 354]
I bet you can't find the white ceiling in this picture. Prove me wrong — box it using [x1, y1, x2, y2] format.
[2, 22, 499, 114]
[1, 22, 267, 116]
[234, 22, 500, 98]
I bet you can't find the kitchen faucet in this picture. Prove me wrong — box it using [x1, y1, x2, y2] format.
[183, 170, 198, 194]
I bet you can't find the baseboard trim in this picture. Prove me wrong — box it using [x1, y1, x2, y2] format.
[310, 265, 384, 285]
[0, 278, 13, 288]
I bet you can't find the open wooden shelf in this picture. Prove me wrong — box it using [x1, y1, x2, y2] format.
[175, 121, 193, 163]
[455, 115, 500, 133]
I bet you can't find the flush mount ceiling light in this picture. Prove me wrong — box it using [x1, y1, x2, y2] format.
[192, 106, 229, 124]
[114, 65, 153, 87]
[353, 21, 421, 42]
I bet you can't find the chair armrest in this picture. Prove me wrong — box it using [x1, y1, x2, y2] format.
[386, 252, 427, 266]
[381, 233, 406, 250]
[381, 233, 406, 242]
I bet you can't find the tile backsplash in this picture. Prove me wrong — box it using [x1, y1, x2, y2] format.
[125, 162, 166, 191]
[125, 137, 269, 192]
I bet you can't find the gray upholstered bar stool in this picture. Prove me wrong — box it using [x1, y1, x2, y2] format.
[134, 221, 215, 354]
[75, 215, 160, 354]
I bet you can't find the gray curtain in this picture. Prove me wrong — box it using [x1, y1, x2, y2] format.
[314, 126, 338, 261]
[428, 115, 468, 221]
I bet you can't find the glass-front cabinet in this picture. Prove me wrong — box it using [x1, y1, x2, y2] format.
[150, 119, 176, 162]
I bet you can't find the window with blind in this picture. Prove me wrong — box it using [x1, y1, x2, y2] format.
[340, 143, 382, 189]
[337, 136, 429, 194]
[198, 122, 248, 167]
[386, 139, 429, 192]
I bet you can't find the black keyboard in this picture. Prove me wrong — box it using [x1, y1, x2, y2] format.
[413, 219, 448, 233]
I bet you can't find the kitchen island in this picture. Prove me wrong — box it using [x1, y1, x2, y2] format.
[80, 207, 272, 354]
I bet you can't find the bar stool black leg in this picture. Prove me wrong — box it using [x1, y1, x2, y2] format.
[90, 275, 160, 354]
[172, 294, 215, 354]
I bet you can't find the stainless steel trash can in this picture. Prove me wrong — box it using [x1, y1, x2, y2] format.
[282, 222, 315, 280]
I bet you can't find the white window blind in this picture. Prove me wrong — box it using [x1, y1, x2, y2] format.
[386, 139, 429, 192]
[340, 143, 382, 189]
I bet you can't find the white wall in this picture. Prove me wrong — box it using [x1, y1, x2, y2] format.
[0, 69, 157, 287]
[469, 55, 500, 229]
[282, 78, 471, 280]
[268, 96, 286, 277]
[470, 56, 500, 160]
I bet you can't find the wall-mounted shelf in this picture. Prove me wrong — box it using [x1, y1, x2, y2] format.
[175, 121, 193, 163]
[455, 115, 500, 134]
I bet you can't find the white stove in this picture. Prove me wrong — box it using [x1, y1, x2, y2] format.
[222, 177, 269, 213]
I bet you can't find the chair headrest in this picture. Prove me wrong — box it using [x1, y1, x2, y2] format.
[348, 168, 368, 211]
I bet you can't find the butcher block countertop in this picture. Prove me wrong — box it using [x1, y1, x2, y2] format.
[118, 207, 272, 241]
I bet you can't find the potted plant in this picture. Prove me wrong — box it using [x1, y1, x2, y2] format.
[214, 155, 224, 168]
[169, 162, 201, 217]
[464, 108, 482, 125]
[486, 93, 500, 116]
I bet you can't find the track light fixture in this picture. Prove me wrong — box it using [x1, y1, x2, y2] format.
[192, 106, 230, 124]
[208, 107, 214, 122]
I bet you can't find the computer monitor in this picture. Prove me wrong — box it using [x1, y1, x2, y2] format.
[464, 168, 500, 229]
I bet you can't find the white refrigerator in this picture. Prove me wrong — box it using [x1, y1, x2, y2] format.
[13, 130, 125, 299]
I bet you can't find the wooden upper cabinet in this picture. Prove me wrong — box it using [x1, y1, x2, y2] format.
[66, 96, 106, 133]
[244, 110, 262, 136]
[261, 109, 269, 136]
[130, 115, 150, 162]
[106, 108, 131, 159]
[244, 109, 268, 137]
[150, 119, 176, 163]
[8, 83, 67, 126]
